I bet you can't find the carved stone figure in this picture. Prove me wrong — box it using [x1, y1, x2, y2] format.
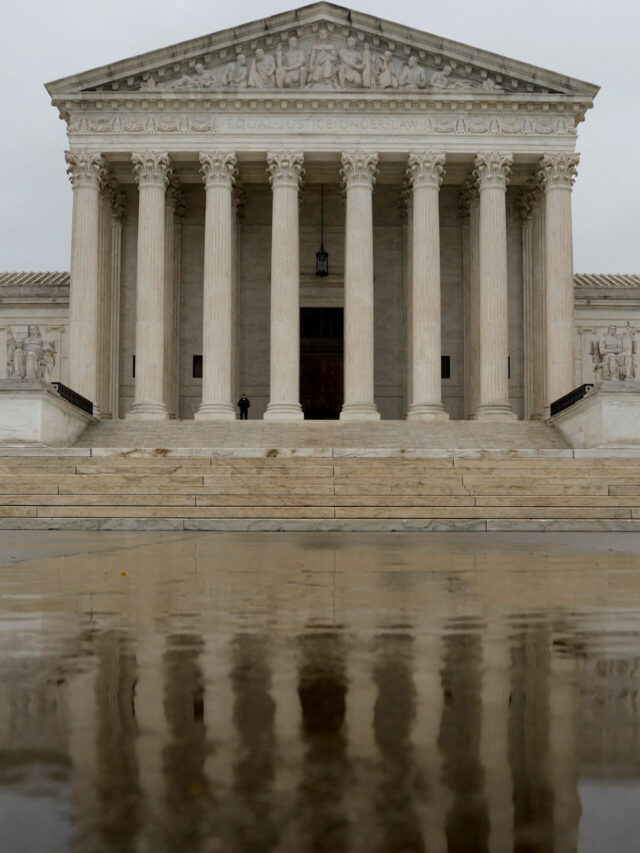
[248, 48, 276, 88]
[481, 75, 504, 92]
[165, 70, 200, 90]
[193, 63, 219, 88]
[430, 64, 472, 91]
[338, 36, 371, 89]
[276, 37, 307, 89]
[591, 324, 637, 381]
[7, 325, 56, 382]
[308, 28, 337, 88]
[376, 50, 398, 89]
[400, 56, 428, 89]
[222, 54, 249, 88]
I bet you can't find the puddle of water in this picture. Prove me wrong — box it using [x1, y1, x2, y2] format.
[0, 531, 639, 852]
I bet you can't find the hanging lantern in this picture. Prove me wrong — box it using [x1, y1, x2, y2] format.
[315, 183, 329, 277]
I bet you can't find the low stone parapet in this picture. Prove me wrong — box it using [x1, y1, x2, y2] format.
[550, 381, 640, 448]
[0, 379, 96, 446]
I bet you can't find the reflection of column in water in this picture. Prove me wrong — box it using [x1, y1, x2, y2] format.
[413, 631, 449, 853]
[162, 633, 211, 850]
[371, 632, 424, 852]
[297, 631, 349, 853]
[508, 625, 554, 850]
[230, 633, 277, 852]
[202, 635, 236, 808]
[271, 634, 304, 849]
[133, 634, 170, 847]
[480, 625, 515, 853]
[440, 629, 491, 852]
[94, 631, 142, 852]
[549, 643, 581, 853]
[67, 650, 100, 847]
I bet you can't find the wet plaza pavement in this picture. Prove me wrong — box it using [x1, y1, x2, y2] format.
[0, 531, 639, 852]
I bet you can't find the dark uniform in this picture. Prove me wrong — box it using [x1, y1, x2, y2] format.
[238, 395, 250, 419]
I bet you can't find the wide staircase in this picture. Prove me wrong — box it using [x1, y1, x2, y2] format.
[2, 432, 640, 530]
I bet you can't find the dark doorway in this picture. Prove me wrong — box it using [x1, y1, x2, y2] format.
[300, 307, 343, 420]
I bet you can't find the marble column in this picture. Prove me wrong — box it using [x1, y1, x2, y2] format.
[531, 191, 547, 420]
[539, 153, 579, 413]
[519, 192, 534, 420]
[340, 151, 380, 421]
[401, 181, 413, 413]
[164, 178, 185, 420]
[474, 152, 516, 421]
[128, 151, 171, 421]
[264, 151, 304, 420]
[195, 152, 237, 421]
[107, 183, 125, 420]
[519, 180, 547, 420]
[406, 152, 448, 421]
[460, 178, 480, 419]
[65, 151, 106, 406]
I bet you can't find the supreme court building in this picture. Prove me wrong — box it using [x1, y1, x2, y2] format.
[41, 2, 599, 423]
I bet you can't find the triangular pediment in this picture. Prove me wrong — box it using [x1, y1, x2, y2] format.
[46, 2, 598, 100]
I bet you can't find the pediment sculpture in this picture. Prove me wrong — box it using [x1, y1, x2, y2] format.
[6, 325, 56, 382]
[590, 323, 637, 382]
[136, 29, 503, 94]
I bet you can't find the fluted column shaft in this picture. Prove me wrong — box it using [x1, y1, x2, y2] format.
[195, 152, 237, 420]
[474, 153, 516, 421]
[531, 193, 547, 419]
[65, 151, 105, 407]
[467, 192, 481, 418]
[264, 151, 304, 420]
[540, 154, 579, 413]
[407, 153, 448, 421]
[128, 151, 171, 420]
[340, 151, 380, 421]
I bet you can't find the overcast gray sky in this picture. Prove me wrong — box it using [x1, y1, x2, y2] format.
[1, 0, 638, 272]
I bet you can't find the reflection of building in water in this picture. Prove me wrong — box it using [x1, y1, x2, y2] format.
[4, 576, 640, 852]
[161, 633, 211, 850]
[439, 628, 490, 851]
[371, 633, 423, 851]
[93, 631, 141, 852]
[230, 633, 277, 852]
[508, 625, 554, 851]
[297, 631, 349, 852]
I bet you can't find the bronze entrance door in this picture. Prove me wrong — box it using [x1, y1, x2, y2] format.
[300, 307, 344, 420]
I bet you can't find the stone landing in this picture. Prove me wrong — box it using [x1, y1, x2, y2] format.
[74, 419, 569, 452]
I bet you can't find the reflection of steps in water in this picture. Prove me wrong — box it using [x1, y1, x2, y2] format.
[2, 450, 640, 530]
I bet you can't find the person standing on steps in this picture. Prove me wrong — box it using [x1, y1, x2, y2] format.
[237, 394, 251, 420]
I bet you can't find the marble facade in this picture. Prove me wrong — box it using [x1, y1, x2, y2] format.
[5, 4, 610, 423]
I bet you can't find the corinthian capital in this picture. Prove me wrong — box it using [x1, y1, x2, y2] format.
[132, 151, 171, 189]
[200, 151, 237, 189]
[473, 152, 513, 190]
[538, 153, 580, 190]
[166, 176, 187, 218]
[102, 174, 127, 221]
[517, 177, 543, 223]
[458, 175, 479, 221]
[267, 151, 304, 189]
[407, 152, 446, 190]
[340, 151, 378, 190]
[65, 151, 106, 189]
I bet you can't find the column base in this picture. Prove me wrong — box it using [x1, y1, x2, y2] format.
[340, 402, 381, 421]
[194, 403, 236, 421]
[473, 403, 517, 422]
[126, 401, 169, 421]
[407, 403, 449, 422]
[263, 402, 304, 421]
